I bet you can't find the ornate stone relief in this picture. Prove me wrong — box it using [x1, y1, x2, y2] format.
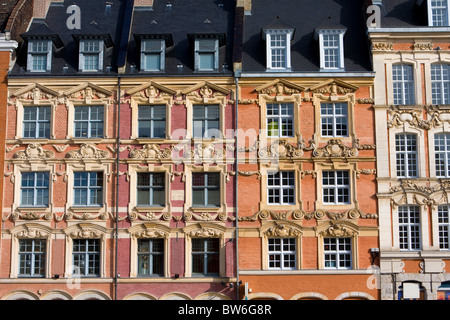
[128, 144, 172, 160]
[66, 224, 106, 240]
[413, 42, 433, 51]
[309, 79, 358, 95]
[13, 143, 54, 160]
[371, 42, 393, 51]
[255, 79, 304, 96]
[239, 208, 377, 222]
[182, 81, 231, 102]
[318, 222, 357, 237]
[128, 211, 172, 222]
[312, 139, 358, 158]
[187, 226, 223, 238]
[125, 81, 177, 103]
[62, 83, 114, 104]
[10, 83, 60, 105]
[66, 143, 110, 159]
[386, 105, 450, 130]
[263, 223, 302, 237]
[130, 224, 168, 239]
[179, 210, 235, 223]
[14, 225, 50, 239]
[390, 180, 450, 209]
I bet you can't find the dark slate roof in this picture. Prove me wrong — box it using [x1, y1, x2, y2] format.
[10, 0, 236, 77]
[378, 0, 428, 27]
[10, 0, 128, 76]
[126, 0, 236, 76]
[241, 0, 373, 73]
[0, 0, 19, 32]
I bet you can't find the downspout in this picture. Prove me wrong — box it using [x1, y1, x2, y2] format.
[114, 76, 121, 300]
[234, 74, 240, 300]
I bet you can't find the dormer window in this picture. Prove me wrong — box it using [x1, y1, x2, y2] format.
[141, 39, 165, 71]
[27, 39, 52, 72]
[79, 39, 104, 72]
[263, 29, 294, 70]
[316, 29, 346, 71]
[190, 34, 225, 72]
[428, 0, 449, 26]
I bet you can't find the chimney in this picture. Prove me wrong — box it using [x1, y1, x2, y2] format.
[236, 0, 251, 15]
[134, 0, 154, 8]
[33, 0, 63, 19]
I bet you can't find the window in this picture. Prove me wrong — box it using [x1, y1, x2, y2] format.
[141, 39, 165, 71]
[195, 38, 218, 71]
[320, 102, 348, 137]
[322, 170, 350, 205]
[267, 103, 294, 137]
[317, 29, 346, 70]
[18, 239, 46, 277]
[429, 0, 449, 26]
[267, 171, 295, 205]
[21, 172, 49, 207]
[27, 39, 51, 72]
[138, 105, 166, 138]
[438, 205, 450, 250]
[431, 64, 450, 105]
[137, 238, 164, 276]
[79, 39, 103, 71]
[191, 238, 219, 276]
[264, 29, 293, 70]
[324, 237, 352, 269]
[137, 172, 165, 207]
[73, 172, 103, 206]
[72, 239, 100, 277]
[395, 134, 418, 178]
[435, 133, 450, 177]
[398, 205, 421, 250]
[23, 106, 51, 139]
[392, 64, 415, 105]
[193, 104, 220, 139]
[74, 106, 104, 138]
[192, 173, 220, 207]
[268, 238, 296, 270]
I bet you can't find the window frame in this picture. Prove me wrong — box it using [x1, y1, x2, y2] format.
[138, 105, 166, 139]
[20, 171, 50, 208]
[27, 39, 52, 72]
[317, 29, 346, 70]
[73, 105, 104, 139]
[140, 38, 165, 72]
[267, 171, 295, 205]
[438, 205, 450, 250]
[136, 172, 166, 207]
[72, 238, 101, 277]
[18, 238, 47, 278]
[73, 171, 104, 207]
[192, 104, 221, 139]
[428, 0, 450, 26]
[431, 63, 450, 105]
[395, 133, 418, 178]
[398, 205, 422, 251]
[392, 64, 415, 105]
[323, 237, 353, 270]
[22, 106, 51, 139]
[322, 170, 351, 205]
[194, 38, 219, 72]
[264, 29, 294, 70]
[192, 172, 221, 208]
[434, 133, 450, 178]
[136, 238, 165, 277]
[320, 102, 349, 137]
[267, 237, 297, 270]
[79, 38, 104, 72]
[266, 102, 294, 138]
[191, 238, 220, 277]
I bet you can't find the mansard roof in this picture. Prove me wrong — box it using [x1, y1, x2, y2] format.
[241, 0, 372, 73]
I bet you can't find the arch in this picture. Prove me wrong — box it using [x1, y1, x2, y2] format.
[195, 292, 231, 300]
[159, 292, 192, 300]
[1, 290, 40, 300]
[335, 292, 375, 300]
[247, 292, 284, 300]
[40, 290, 72, 300]
[291, 292, 328, 300]
[122, 293, 157, 300]
[73, 290, 111, 300]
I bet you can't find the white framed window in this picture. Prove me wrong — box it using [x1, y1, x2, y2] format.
[431, 64, 450, 105]
[195, 38, 219, 71]
[438, 205, 450, 250]
[18, 239, 46, 278]
[264, 29, 293, 70]
[27, 39, 52, 72]
[74, 106, 104, 138]
[267, 171, 295, 205]
[137, 172, 165, 207]
[191, 238, 220, 276]
[79, 39, 103, 72]
[435, 133, 450, 177]
[137, 238, 164, 276]
[193, 104, 220, 139]
[395, 133, 418, 178]
[322, 170, 350, 205]
[21, 172, 50, 207]
[398, 205, 421, 251]
[428, 0, 450, 26]
[316, 29, 346, 70]
[72, 238, 101, 277]
[268, 238, 296, 270]
[73, 171, 103, 206]
[267, 103, 294, 137]
[392, 64, 415, 105]
[138, 105, 166, 138]
[324, 237, 352, 269]
[192, 172, 220, 207]
[320, 102, 348, 137]
[23, 106, 51, 139]
[141, 39, 165, 71]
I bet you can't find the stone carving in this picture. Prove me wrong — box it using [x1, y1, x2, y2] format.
[258, 140, 305, 159]
[14, 143, 54, 160]
[128, 144, 172, 160]
[264, 223, 301, 237]
[372, 42, 393, 51]
[188, 227, 222, 238]
[15, 226, 50, 239]
[128, 211, 172, 222]
[67, 224, 104, 239]
[255, 79, 304, 96]
[66, 143, 110, 159]
[312, 139, 358, 158]
[413, 42, 433, 51]
[310, 80, 358, 95]
[319, 222, 357, 237]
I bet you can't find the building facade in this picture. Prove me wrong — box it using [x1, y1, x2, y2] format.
[369, 0, 450, 300]
[235, 0, 379, 300]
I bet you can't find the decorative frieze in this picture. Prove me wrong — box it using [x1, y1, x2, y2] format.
[312, 139, 358, 158]
[66, 143, 110, 159]
[13, 143, 54, 160]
